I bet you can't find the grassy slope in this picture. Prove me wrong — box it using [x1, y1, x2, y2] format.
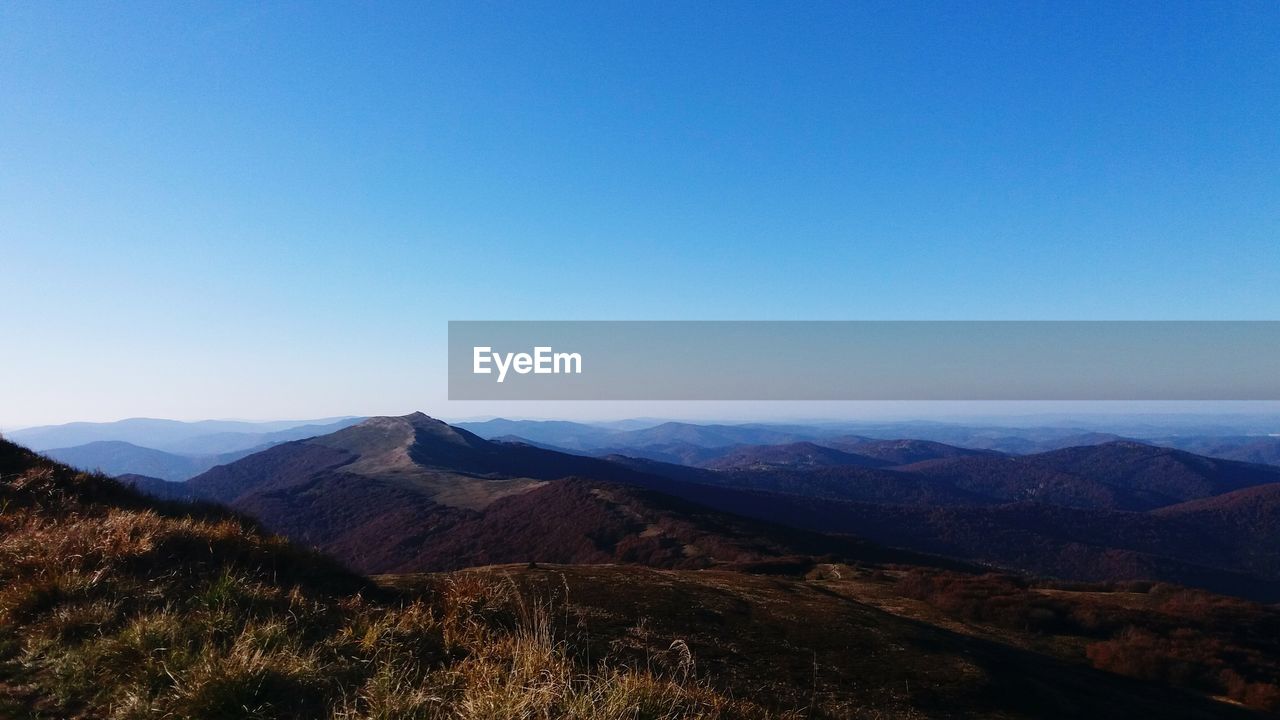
[0, 438, 768, 719]
[387, 566, 1277, 719]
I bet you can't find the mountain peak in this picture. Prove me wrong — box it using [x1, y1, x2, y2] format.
[340, 412, 452, 434]
[311, 413, 482, 463]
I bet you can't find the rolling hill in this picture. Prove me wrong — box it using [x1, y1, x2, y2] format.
[679, 439, 1280, 512]
[1153, 483, 1280, 580]
[133, 413, 944, 575]
[896, 454, 1144, 509]
[1021, 442, 1280, 507]
[1155, 435, 1280, 466]
[125, 416, 1280, 602]
[603, 440, 1280, 600]
[700, 441, 889, 470]
[818, 437, 1000, 464]
[609, 457, 995, 507]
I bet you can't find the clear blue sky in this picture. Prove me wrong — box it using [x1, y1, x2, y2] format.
[2, 1, 1277, 426]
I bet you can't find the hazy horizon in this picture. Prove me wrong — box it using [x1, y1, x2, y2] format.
[8, 401, 1280, 435]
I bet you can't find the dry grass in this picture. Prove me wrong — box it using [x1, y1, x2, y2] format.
[893, 568, 1280, 712]
[0, 439, 774, 719]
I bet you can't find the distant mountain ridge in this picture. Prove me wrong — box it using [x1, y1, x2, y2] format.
[821, 437, 1001, 464]
[19, 418, 366, 480]
[701, 442, 890, 471]
[456, 419, 819, 453]
[458, 418, 1280, 466]
[43, 440, 256, 482]
[1154, 435, 1280, 466]
[8, 416, 364, 453]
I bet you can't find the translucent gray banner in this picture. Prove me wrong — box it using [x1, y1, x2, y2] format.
[447, 321, 1280, 400]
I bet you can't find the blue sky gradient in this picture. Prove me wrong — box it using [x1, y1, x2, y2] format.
[1, 1, 1277, 426]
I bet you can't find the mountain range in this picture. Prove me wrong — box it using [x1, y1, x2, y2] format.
[109, 412, 1280, 604]
[456, 417, 1280, 462]
[27, 414, 1280, 486]
[126, 413, 950, 575]
[25, 417, 364, 480]
[8, 416, 363, 454]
